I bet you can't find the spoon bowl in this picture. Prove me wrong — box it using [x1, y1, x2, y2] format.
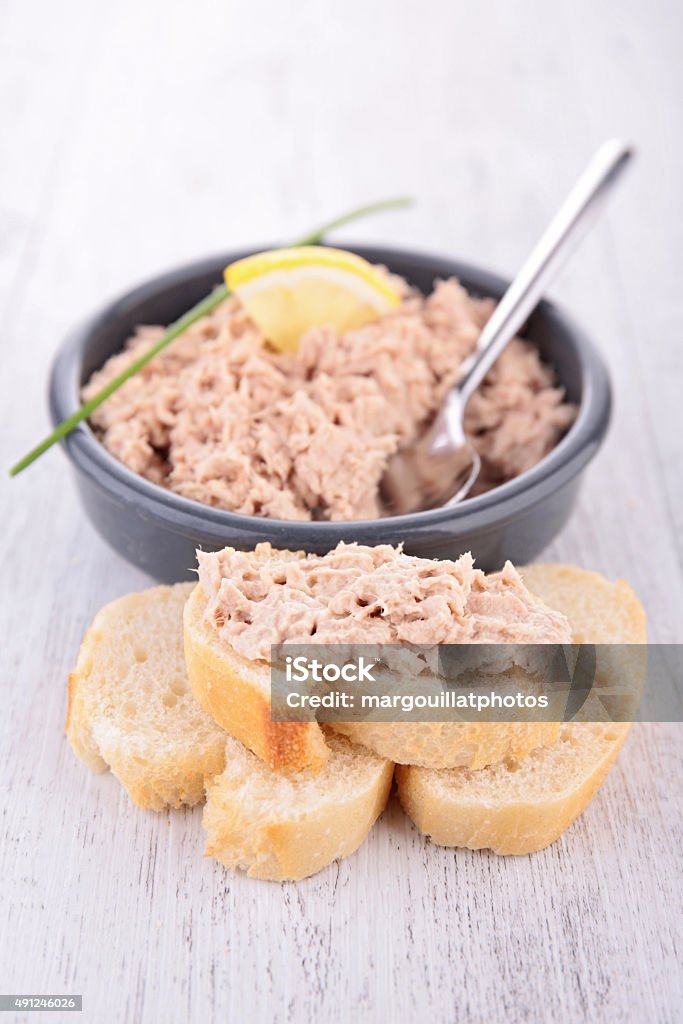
[381, 394, 481, 515]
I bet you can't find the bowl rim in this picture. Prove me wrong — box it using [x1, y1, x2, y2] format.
[49, 242, 611, 538]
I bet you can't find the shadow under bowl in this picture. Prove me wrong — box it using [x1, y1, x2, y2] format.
[49, 244, 611, 582]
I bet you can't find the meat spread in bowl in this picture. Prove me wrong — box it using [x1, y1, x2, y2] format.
[83, 273, 575, 521]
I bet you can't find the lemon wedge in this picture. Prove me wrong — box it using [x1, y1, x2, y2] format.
[224, 246, 401, 352]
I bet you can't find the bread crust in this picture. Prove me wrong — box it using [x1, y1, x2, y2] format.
[184, 584, 329, 772]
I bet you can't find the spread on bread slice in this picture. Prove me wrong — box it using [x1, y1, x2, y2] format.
[186, 542, 573, 771]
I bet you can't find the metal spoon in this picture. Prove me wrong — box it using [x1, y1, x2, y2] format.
[380, 138, 634, 516]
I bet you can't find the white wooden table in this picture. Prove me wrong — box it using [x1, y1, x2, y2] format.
[1, 1, 681, 1021]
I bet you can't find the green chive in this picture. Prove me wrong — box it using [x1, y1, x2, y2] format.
[9, 196, 413, 477]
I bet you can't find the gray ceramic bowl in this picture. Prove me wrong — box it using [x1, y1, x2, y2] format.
[49, 245, 611, 582]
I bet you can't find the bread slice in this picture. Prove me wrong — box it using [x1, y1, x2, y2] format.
[183, 556, 571, 774]
[67, 583, 227, 810]
[203, 730, 393, 880]
[395, 564, 646, 853]
[184, 582, 329, 772]
[395, 721, 630, 854]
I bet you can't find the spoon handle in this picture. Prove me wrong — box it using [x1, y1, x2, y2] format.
[458, 138, 634, 405]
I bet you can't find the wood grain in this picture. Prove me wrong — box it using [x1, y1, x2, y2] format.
[1, 0, 681, 1021]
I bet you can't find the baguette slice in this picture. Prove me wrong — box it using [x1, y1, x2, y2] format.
[203, 730, 393, 880]
[184, 582, 329, 772]
[395, 721, 630, 854]
[67, 583, 227, 810]
[184, 555, 570, 773]
[396, 564, 646, 853]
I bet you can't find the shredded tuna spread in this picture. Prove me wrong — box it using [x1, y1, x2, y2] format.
[84, 275, 575, 520]
[197, 543, 572, 662]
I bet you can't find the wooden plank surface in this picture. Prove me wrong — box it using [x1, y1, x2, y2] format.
[1, 1, 681, 1021]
